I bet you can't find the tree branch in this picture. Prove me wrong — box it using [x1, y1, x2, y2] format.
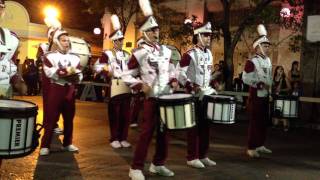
[231, 0, 273, 50]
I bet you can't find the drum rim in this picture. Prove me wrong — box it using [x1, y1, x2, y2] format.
[272, 95, 299, 100]
[204, 94, 236, 101]
[0, 148, 35, 159]
[0, 99, 38, 118]
[158, 93, 194, 103]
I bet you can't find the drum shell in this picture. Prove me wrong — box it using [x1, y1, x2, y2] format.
[69, 36, 91, 69]
[110, 79, 131, 98]
[158, 94, 196, 130]
[0, 99, 38, 159]
[273, 95, 299, 118]
[204, 95, 236, 124]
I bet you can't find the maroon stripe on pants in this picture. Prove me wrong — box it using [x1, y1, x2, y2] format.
[247, 88, 269, 149]
[41, 83, 75, 148]
[108, 94, 131, 142]
[187, 100, 210, 160]
[42, 72, 50, 121]
[129, 92, 144, 124]
[131, 98, 169, 170]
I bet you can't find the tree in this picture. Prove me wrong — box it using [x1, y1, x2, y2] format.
[82, 0, 139, 33]
[215, 0, 273, 90]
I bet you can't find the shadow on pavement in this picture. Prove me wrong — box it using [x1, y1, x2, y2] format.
[34, 134, 84, 179]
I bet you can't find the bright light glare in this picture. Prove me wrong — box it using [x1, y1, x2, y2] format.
[44, 6, 59, 18]
[93, 28, 101, 35]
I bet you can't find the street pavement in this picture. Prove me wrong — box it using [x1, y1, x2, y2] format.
[0, 96, 320, 180]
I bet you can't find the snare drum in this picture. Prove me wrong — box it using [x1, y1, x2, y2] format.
[158, 93, 196, 130]
[110, 79, 131, 98]
[204, 95, 236, 124]
[273, 95, 299, 118]
[0, 99, 38, 159]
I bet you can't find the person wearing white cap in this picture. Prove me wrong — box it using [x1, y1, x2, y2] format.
[123, 0, 178, 179]
[36, 22, 64, 135]
[0, 0, 27, 167]
[39, 29, 83, 156]
[242, 24, 273, 158]
[93, 14, 132, 149]
[176, 21, 217, 169]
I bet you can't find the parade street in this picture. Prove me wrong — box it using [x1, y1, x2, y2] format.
[0, 96, 319, 180]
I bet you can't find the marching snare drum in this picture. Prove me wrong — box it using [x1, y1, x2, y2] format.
[69, 36, 91, 69]
[158, 93, 196, 130]
[0, 99, 38, 158]
[273, 95, 299, 118]
[204, 95, 236, 124]
[110, 78, 131, 98]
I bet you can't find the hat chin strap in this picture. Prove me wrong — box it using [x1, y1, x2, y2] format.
[143, 32, 152, 43]
[258, 44, 266, 57]
[54, 39, 68, 53]
[198, 34, 206, 47]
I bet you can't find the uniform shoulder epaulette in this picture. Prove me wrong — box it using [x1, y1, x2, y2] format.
[43, 51, 56, 58]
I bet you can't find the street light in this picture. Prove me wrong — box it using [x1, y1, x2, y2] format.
[43, 6, 59, 19]
[93, 27, 101, 35]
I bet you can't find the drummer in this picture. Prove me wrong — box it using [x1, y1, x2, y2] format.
[176, 21, 217, 168]
[93, 14, 132, 149]
[40, 29, 83, 155]
[36, 24, 64, 135]
[242, 24, 273, 158]
[0, 0, 27, 167]
[123, 0, 178, 179]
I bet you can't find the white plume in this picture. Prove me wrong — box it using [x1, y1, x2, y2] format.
[139, 0, 153, 17]
[44, 17, 61, 28]
[257, 24, 267, 36]
[111, 14, 121, 30]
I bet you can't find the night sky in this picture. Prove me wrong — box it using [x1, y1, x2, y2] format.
[14, 0, 102, 31]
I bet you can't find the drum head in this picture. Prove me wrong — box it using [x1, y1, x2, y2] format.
[205, 95, 235, 101]
[158, 93, 194, 105]
[159, 93, 192, 100]
[0, 99, 38, 118]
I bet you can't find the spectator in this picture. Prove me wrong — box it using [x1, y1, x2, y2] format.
[288, 61, 302, 92]
[23, 59, 38, 96]
[272, 66, 291, 131]
[219, 60, 230, 84]
[211, 64, 225, 91]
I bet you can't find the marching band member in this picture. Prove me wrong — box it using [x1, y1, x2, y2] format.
[93, 14, 132, 149]
[40, 29, 83, 155]
[176, 21, 217, 168]
[129, 37, 145, 128]
[124, 0, 178, 179]
[0, 0, 26, 167]
[242, 24, 273, 158]
[36, 25, 63, 134]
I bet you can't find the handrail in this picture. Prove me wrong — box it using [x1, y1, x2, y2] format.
[221, 91, 320, 103]
[77, 82, 320, 104]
